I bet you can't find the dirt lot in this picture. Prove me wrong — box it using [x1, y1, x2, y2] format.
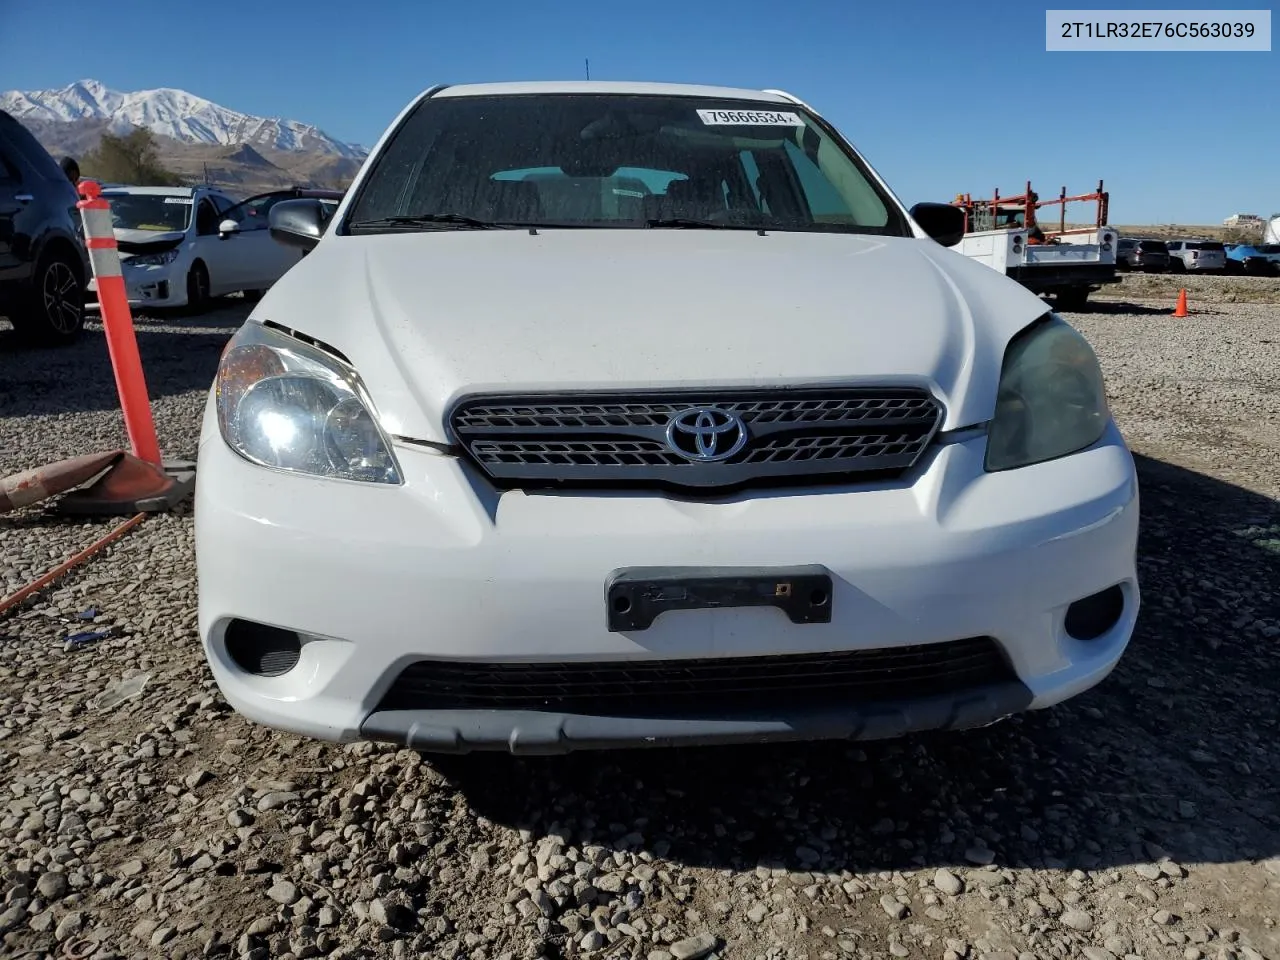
[2, 274, 1279, 960]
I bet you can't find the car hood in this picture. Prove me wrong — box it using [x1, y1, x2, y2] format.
[254, 229, 1053, 443]
[114, 229, 186, 256]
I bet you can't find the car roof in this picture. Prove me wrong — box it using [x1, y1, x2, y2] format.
[101, 185, 196, 196]
[99, 185, 237, 199]
[431, 80, 800, 103]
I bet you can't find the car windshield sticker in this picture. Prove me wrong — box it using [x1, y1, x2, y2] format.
[163, 197, 194, 204]
[696, 109, 805, 126]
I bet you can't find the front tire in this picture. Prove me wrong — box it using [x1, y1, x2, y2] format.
[185, 261, 211, 314]
[10, 250, 85, 346]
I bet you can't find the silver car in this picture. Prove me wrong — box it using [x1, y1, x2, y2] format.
[1165, 239, 1226, 273]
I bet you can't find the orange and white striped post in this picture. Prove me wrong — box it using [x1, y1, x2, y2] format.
[77, 181, 163, 467]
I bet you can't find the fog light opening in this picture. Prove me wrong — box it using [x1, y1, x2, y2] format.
[224, 619, 302, 676]
[1064, 585, 1125, 642]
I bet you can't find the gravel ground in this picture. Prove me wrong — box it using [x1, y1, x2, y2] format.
[2, 277, 1279, 960]
[1094, 272, 1280, 307]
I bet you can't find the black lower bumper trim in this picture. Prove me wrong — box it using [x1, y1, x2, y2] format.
[372, 638, 1015, 716]
[358, 681, 1034, 755]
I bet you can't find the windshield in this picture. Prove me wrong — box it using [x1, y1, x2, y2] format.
[343, 93, 909, 235]
[103, 193, 193, 232]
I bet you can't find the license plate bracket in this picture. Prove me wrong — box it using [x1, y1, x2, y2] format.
[605, 565, 833, 632]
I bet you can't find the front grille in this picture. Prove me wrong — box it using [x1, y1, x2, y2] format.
[448, 388, 944, 490]
[374, 637, 1013, 718]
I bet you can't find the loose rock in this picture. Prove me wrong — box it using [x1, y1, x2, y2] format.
[934, 869, 964, 896]
[266, 880, 300, 906]
[1061, 909, 1095, 932]
[670, 933, 717, 960]
[880, 895, 909, 920]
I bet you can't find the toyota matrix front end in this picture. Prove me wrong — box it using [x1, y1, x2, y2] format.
[194, 81, 1140, 753]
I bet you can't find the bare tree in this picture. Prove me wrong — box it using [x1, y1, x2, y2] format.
[81, 128, 183, 186]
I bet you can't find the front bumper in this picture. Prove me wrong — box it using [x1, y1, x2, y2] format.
[194, 394, 1141, 754]
[88, 264, 184, 308]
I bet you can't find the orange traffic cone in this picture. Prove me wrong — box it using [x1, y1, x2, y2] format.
[0, 451, 120, 514]
[1172, 288, 1188, 317]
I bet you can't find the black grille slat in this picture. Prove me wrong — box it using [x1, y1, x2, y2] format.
[375, 638, 1012, 716]
[449, 387, 944, 491]
[471, 439, 685, 468]
[452, 396, 940, 432]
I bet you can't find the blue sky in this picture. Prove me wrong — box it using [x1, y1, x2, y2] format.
[5, 0, 1276, 223]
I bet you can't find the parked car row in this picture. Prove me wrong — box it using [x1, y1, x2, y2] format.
[0, 107, 345, 346]
[1116, 235, 1280, 276]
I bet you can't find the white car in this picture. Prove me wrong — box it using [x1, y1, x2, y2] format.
[87, 184, 336, 311]
[195, 81, 1141, 754]
[1164, 239, 1226, 273]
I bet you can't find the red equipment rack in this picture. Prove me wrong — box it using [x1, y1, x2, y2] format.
[952, 180, 1110, 239]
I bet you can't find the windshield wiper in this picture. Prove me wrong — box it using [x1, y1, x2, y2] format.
[645, 217, 763, 231]
[347, 213, 518, 231]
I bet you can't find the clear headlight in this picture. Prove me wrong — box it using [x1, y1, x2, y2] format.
[214, 322, 402, 484]
[985, 314, 1110, 472]
[126, 248, 180, 267]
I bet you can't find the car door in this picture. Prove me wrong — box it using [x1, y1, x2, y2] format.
[190, 194, 243, 294]
[217, 191, 304, 291]
[0, 149, 22, 283]
[0, 124, 46, 286]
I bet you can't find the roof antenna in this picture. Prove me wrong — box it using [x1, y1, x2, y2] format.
[585, 58, 590, 81]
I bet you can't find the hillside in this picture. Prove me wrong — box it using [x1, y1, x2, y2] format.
[3, 79, 366, 195]
[16, 115, 362, 195]
[1055, 222, 1264, 243]
[1111, 224, 1263, 243]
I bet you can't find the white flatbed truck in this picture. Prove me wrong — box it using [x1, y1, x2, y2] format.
[951, 181, 1120, 310]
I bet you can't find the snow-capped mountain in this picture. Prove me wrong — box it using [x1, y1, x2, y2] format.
[0, 79, 366, 159]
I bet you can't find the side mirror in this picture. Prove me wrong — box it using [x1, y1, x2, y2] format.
[218, 218, 240, 237]
[908, 202, 966, 247]
[269, 198, 326, 252]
